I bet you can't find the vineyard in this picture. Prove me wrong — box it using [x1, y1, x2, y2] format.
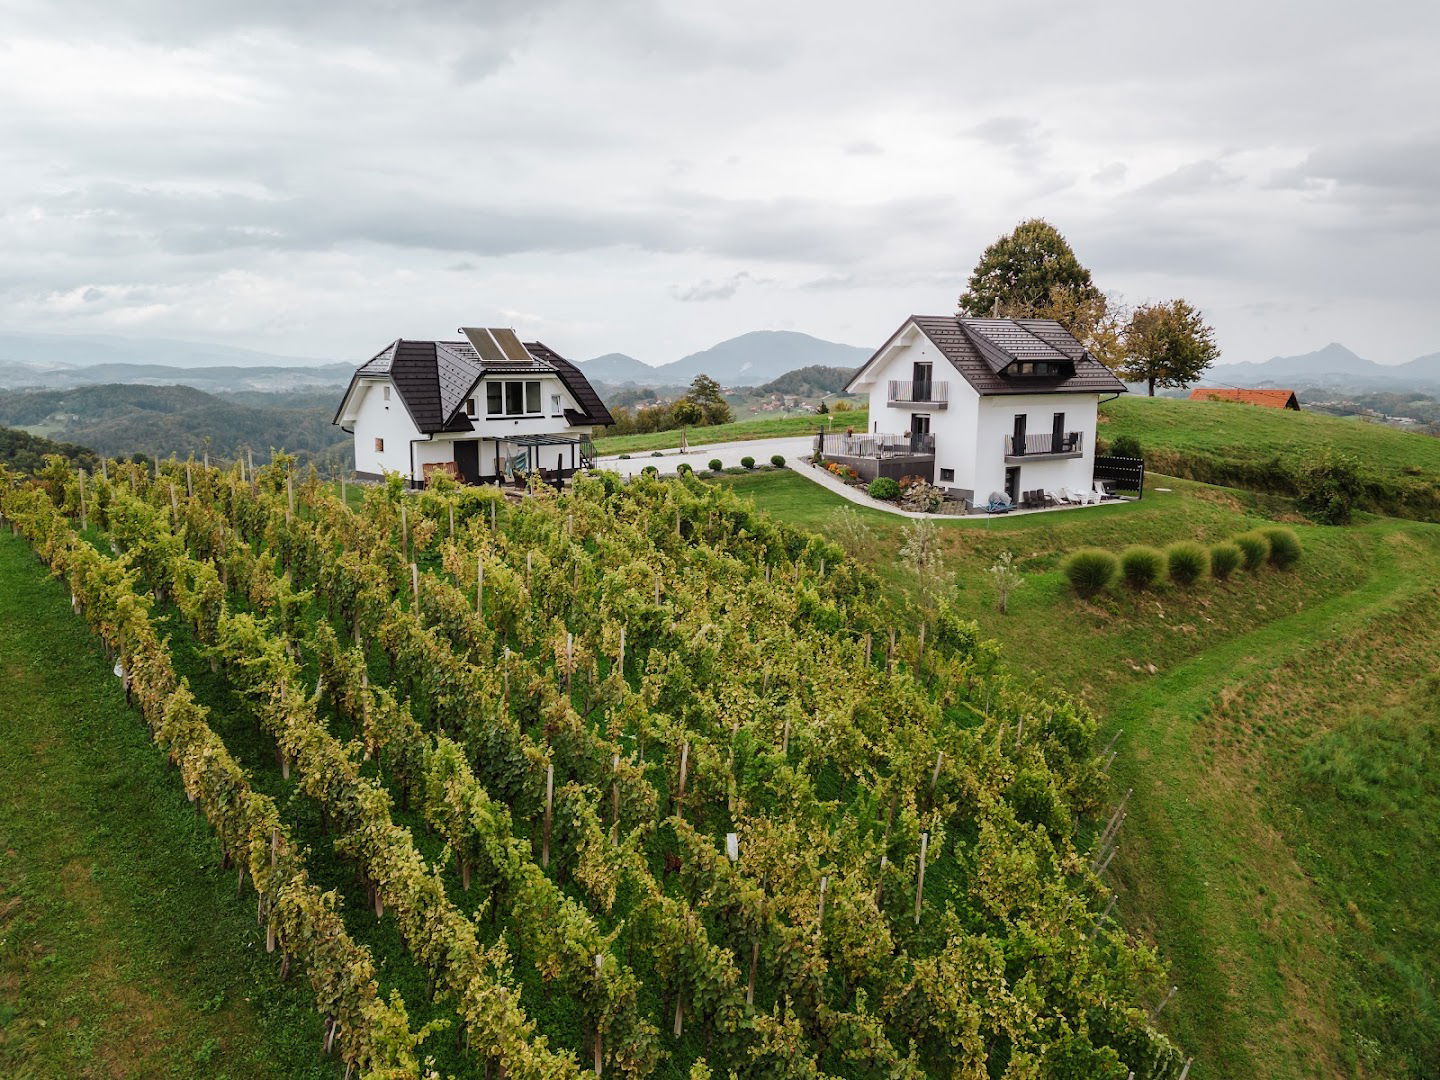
[1, 456, 1187, 1079]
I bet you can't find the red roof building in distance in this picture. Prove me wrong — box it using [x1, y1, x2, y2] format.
[1188, 387, 1300, 410]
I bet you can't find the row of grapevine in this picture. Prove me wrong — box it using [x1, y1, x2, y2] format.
[0, 473, 440, 1080]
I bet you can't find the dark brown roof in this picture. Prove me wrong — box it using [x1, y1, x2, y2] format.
[526, 341, 614, 427]
[1189, 387, 1299, 410]
[880, 315, 1127, 396]
[335, 335, 612, 433]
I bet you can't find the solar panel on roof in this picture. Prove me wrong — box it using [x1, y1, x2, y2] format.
[461, 327, 506, 363]
[490, 328, 533, 363]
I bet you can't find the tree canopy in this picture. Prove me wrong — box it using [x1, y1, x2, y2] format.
[1119, 299, 1219, 395]
[958, 219, 1121, 366]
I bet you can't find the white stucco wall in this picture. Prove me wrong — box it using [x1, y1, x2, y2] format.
[973, 394, 1098, 500]
[349, 380, 423, 479]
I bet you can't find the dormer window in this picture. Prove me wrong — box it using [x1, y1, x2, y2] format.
[1011, 361, 1069, 377]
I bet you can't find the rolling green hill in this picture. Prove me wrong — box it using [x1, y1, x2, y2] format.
[0, 424, 99, 473]
[707, 467, 1440, 1078]
[1100, 395, 1440, 520]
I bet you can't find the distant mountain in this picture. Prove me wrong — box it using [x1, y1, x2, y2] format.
[580, 331, 872, 387]
[0, 358, 353, 392]
[1207, 343, 1440, 391]
[0, 330, 339, 370]
[578, 353, 661, 385]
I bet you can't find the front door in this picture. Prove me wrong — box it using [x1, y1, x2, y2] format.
[1012, 414, 1027, 456]
[1004, 466, 1021, 505]
[910, 413, 930, 452]
[454, 439, 480, 484]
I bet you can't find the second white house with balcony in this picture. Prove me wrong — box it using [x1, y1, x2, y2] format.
[837, 315, 1127, 507]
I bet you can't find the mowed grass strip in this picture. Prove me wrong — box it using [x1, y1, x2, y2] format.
[591, 409, 866, 456]
[0, 531, 334, 1079]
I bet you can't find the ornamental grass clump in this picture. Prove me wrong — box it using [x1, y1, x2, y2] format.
[1165, 541, 1209, 587]
[1259, 526, 1302, 568]
[1119, 545, 1165, 590]
[1233, 531, 1271, 571]
[1063, 548, 1118, 598]
[1209, 541, 1242, 580]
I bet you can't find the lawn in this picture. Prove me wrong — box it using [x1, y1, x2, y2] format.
[0, 532, 335, 1079]
[707, 465, 1440, 1078]
[1101, 395, 1440, 520]
[591, 409, 866, 455]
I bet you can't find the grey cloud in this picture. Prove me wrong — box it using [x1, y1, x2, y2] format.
[1138, 160, 1239, 197]
[671, 272, 754, 302]
[844, 140, 884, 156]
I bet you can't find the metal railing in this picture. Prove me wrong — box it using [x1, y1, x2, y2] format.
[819, 431, 935, 458]
[887, 379, 949, 406]
[1005, 431, 1083, 457]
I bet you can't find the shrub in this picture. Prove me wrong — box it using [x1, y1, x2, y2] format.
[1233, 531, 1271, 571]
[1119, 545, 1165, 590]
[1166, 541, 1209, 586]
[676, 462, 693, 475]
[651, 450, 664, 457]
[868, 476, 900, 500]
[1290, 448, 1363, 524]
[1259, 526, 1302, 568]
[1110, 434, 1143, 459]
[1209, 541, 1242, 580]
[641, 465, 659, 477]
[708, 458, 723, 473]
[770, 454, 786, 468]
[741, 456, 756, 470]
[618, 453, 631, 460]
[1062, 549, 1118, 598]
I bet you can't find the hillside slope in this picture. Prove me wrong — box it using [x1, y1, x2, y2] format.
[1101, 395, 1440, 520]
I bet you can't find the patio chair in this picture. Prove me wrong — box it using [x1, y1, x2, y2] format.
[1091, 483, 1110, 502]
[1043, 489, 1064, 507]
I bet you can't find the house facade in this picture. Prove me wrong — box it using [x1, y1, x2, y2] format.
[840, 316, 1126, 505]
[334, 327, 613, 486]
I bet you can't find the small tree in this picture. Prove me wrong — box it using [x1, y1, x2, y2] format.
[985, 551, 1025, 614]
[670, 399, 703, 427]
[828, 507, 874, 558]
[900, 519, 949, 608]
[682, 374, 732, 426]
[1119, 299, 1219, 395]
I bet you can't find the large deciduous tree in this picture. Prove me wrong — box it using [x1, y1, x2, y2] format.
[682, 374, 733, 426]
[1120, 300, 1219, 395]
[958, 219, 1122, 367]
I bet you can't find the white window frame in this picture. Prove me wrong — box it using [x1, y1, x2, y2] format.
[485, 380, 545, 418]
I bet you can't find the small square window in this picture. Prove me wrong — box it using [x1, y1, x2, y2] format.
[551, 394, 562, 414]
[374, 437, 384, 452]
[939, 468, 954, 482]
[464, 397, 477, 418]
[382, 385, 391, 401]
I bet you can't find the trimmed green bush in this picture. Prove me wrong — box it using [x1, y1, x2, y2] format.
[708, 458, 723, 473]
[676, 462, 694, 475]
[1209, 541, 1242, 580]
[868, 476, 900, 500]
[641, 465, 659, 477]
[1119, 545, 1165, 590]
[1166, 541, 1209, 586]
[1062, 548, 1119, 598]
[741, 456, 756, 470]
[770, 454, 786, 468]
[1110, 433, 1143, 459]
[1233, 531, 1271, 571]
[1259, 526, 1302, 568]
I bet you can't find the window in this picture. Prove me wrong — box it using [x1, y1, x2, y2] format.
[940, 468, 954, 482]
[382, 385, 391, 401]
[464, 397, 477, 418]
[374, 437, 384, 452]
[486, 380, 544, 417]
[551, 394, 562, 415]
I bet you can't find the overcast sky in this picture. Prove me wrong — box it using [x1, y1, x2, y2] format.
[2, 0, 1437, 367]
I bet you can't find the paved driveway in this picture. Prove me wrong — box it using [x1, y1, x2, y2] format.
[594, 435, 815, 478]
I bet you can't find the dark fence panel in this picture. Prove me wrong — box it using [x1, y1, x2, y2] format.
[1093, 455, 1145, 498]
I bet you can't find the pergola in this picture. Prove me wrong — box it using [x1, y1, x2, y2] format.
[499, 433, 587, 478]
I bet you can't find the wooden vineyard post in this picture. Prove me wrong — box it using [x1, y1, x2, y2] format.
[673, 990, 684, 1037]
[170, 482, 179, 525]
[593, 953, 605, 1076]
[203, 449, 209, 471]
[817, 874, 828, 926]
[617, 626, 625, 678]
[490, 500, 496, 530]
[78, 470, 87, 532]
[247, 447, 255, 484]
[875, 854, 888, 905]
[674, 508, 681, 537]
[747, 941, 759, 1007]
[542, 763, 554, 869]
[339, 474, 346, 506]
[675, 741, 689, 820]
[186, 461, 193, 497]
[411, 562, 419, 603]
[610, 753, 621, 846]
[448, 504, 455, 538]
[475, 555, 484, 617]
[914, 831, 929, 925]
[930, 751, 944, 798]
[286, 475, 295, 521]
[917, 622, 926, 668]
[653, 572, 660, 606]
[864, 631, 872, 666]
[887, 628, 896, 671]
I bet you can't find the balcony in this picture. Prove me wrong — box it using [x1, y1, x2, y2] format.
[1004, 431, 1084, 462]
[888, 379, 948, 408]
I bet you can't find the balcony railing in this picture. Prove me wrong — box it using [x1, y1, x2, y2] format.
[819, 431, 935, 458]
[888, 379, 949, 407]
[1005, 431, 1084, 459]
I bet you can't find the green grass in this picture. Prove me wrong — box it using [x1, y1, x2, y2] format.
[0, 532, 335, 1079]
[1102, 396, 1440, 520]
[705, 466, 1440, 1077]
[591, 409, 866, 456]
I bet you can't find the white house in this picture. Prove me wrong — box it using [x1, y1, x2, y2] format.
[333, 327, 613, 486]
[839, 316, 1127, 507]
